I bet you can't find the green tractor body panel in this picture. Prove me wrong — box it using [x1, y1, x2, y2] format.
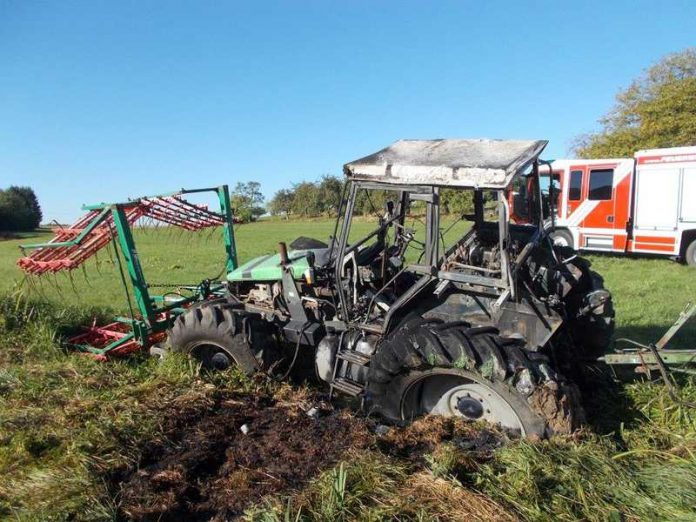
[227, 251, 313, 282]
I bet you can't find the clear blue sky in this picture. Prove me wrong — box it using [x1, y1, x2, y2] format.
[1, 0, 695, 223]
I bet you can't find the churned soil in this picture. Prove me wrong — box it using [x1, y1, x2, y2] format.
[115, 387, 506, 521]
[117, 393, 372, 521]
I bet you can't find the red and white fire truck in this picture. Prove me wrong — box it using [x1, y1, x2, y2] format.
[514, 146, 696, 265]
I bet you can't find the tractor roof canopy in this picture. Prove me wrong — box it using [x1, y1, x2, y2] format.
[344, 138, 548, 189]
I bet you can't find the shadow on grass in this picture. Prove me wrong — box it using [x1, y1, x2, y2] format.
[583, 372, 643, 437]
[614, 323, 695, 351]
[582, 319, 695, 437]
[0, 229, 54, 242]
[586, 250, 685, 263]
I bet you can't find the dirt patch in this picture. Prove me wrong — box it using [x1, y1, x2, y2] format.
[115, 385, 509, 521]
[117, 394, 371, 521]
[377, 416, 503, 461]
[530, 382, 585, 435]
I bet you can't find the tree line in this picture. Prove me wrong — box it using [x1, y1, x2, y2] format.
[574, 48, 696, 158]
[0, 186, 43, 232]
[263, 175, 475, 219]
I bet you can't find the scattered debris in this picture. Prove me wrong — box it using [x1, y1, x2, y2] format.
[374, 424, 390, 436]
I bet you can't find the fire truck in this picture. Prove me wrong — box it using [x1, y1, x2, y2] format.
[512, 146, 696, 266]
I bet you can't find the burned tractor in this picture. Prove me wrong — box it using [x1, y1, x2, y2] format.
[168, 139, 615, 437]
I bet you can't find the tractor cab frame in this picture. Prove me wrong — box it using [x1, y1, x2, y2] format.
[330, 139, 558, 344]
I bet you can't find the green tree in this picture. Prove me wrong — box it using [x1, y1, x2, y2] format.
[0, 186, 42, 231]
[231, 181, 265, 223]
[440, 188, 473, 215]
[318, 175, 343, 215]
[290, 181, 321, 217]
[574, 48, 696, 158]
[268, 188, 295, 217]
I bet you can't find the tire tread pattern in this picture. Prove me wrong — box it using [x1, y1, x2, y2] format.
[368, 316, 582, 435]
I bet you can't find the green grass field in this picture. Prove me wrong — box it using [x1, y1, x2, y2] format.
[1, 220, 695, 520]
[3, 220, 694, 344]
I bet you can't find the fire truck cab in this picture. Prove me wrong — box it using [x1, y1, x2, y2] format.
[511, 146, 696, 265]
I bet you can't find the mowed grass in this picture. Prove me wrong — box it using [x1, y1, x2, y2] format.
[2, 218, 694, 346]
[1, 218, 696, 521]
[1, 220, 362, 309]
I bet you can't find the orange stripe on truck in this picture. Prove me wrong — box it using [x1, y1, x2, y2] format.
[634, 243, 676, 253]
[634, 236, 675, 245]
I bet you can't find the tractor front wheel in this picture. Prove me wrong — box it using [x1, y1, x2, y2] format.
[168, 303, 275, 373]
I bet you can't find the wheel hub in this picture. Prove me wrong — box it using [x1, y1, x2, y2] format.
[456, 396, 484, 419]
[403, 375, 526, 435]
[211, 351, 231, 370]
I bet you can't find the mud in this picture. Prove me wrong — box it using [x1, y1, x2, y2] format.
[530, 382, 586, 435]
[117, 393, 371, 521]
[116, 388, 505, 521]
[377, 416, 502, 461]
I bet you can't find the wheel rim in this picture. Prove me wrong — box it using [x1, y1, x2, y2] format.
[401, 373, 526, 435]
[552, 234, 569, 247]
[191, 342, 234, 371]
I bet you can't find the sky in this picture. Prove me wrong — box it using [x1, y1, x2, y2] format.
[1, 0, 695, 223]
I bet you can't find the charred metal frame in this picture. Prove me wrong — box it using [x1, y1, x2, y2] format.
[333, 160, 547, 334]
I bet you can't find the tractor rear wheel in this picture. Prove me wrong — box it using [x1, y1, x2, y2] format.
[168, 303, 275, 373]
[367, 319, 583, 437]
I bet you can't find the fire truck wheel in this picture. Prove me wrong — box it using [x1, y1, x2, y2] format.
[367, 317, 583, 438]
[686, 239, 696, 267]
[550, 229, 574, 249]
[168, 304, 275, 373]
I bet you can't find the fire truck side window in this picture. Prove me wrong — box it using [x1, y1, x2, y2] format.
[569, 170, 583, 200]
[588, 169, 614, 200]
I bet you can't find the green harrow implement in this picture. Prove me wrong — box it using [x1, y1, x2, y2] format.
[17, 185, 237, 359]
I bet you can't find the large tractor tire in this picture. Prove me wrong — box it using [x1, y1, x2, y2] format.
[554, 248, 615, 360]
[168, 303, 276, 373]
[367, 318, 583, 438]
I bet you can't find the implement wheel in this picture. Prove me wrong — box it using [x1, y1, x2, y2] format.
[168, 303, 275, 373]
[368, 318, 583, 437]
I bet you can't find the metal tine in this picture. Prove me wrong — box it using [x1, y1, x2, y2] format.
[94, 249, 104, 276]
[67, 270, 80, 297]
[28, 274, 42, 300]
[49, 272, 65, 303]
[24, 274, 46, 302]
[81, 263, 92, 287]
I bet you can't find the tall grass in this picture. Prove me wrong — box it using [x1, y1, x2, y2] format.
[2, 220, 696, 520]
[474, 380, 696, 521]
[0, 295, 204, 520]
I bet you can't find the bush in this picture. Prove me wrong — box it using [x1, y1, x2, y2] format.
[0, 186, 42, 231]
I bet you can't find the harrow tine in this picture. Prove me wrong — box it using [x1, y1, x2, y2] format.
[67, 270, 80, 297]
[81, 263, 92, 287]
